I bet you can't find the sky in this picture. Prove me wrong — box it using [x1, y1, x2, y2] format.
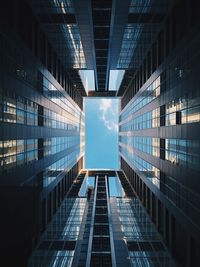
[85, 98, 119, 169]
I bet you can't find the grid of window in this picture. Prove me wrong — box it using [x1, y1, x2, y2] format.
[50, 0, 86, 69]
[165, 139, 200, 169]
[0, 87, 84, 131]
[119, 136, 160, 157]
[116, 198, 174, 266]
[117, 24, 143, 68]
[61, 25, 86, 69]
[0, 139, 38, 172]
[117, 198, 160, 241]
[120, 107, 160, 132]
[119, 84, 200, 131]
[161, 174, 200, 228]
[120, 134, 200, 170]
[43, 149, 81, 187]
[43, 107, 82, 131]
[0, 135, 83, 175]
[0, 90, 38, 125]
[0, 31, 84, 110]
[120, 76, 160, 122]
[42, 198, 86, 240]
[0, 85, 84, 176]
[29, 198, 86, 267]
[166, 96, 200, 126]
[43, 137, 80, 157]
[119, 148, 160, 188]
[43, 77, 83, 119]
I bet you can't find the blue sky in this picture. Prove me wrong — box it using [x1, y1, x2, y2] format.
[85, 98, 119, 169]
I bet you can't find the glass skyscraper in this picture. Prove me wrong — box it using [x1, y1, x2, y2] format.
[0, 0, 200, 266]
[29, 171, 175, 267]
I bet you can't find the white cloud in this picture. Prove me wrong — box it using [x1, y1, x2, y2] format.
[99, 99, 118, 132]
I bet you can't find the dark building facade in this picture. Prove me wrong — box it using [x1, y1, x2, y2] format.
[0, 0, 85, 264]
[119, 0, 200, 266]
[0, 0, 200, 266]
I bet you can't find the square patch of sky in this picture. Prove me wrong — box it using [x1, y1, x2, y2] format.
[85, 98, 119, 169]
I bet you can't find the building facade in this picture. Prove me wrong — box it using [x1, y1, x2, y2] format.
[119, 0, 200, 266]
[29, 170, 175, 267]
[0, 0, 85, 264]
[1, 0, 200, 266]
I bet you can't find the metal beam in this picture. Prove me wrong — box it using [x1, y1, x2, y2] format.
[86, 176, 98, 267]
[87, 90, 117, 97]
[105, 176, 117, 267]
